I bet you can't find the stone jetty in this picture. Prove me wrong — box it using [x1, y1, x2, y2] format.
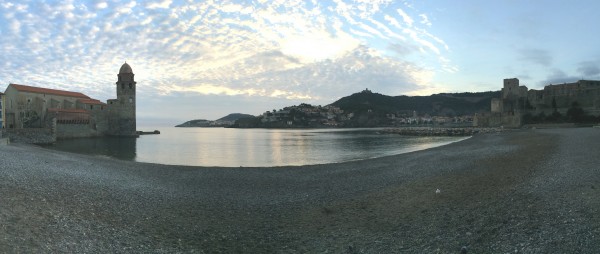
[382, 127, 503, 136]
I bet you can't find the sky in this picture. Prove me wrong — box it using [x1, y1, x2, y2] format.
[1, 0, 600, 126]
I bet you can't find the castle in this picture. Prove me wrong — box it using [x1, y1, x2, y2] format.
[1, 62, 137, 141]
[475, 78, 600, 127]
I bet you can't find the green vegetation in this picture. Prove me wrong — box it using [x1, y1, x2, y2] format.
[175, 119, 211, 127]
[522, 101, 600, 124]
[331, 90, 500, 117]
[216, 113, 254, 122]
[231, 90, 500, 128]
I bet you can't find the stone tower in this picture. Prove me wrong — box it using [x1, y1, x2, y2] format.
[109, 62, 137, 136]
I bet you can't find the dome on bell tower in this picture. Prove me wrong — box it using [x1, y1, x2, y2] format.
[119, 62, 133, 74]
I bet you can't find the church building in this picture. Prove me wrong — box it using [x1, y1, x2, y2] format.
[1, 62, 137, 139]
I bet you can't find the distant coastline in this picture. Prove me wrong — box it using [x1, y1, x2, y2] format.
[176, 90, 497, 129]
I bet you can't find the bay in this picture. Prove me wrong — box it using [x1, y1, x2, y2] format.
[42, 127, 468, 167]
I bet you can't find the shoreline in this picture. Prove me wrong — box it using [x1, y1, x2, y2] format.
[38, 127, 471, 167]
[2, 127, 600, 252]
[383, 126, 503, 136]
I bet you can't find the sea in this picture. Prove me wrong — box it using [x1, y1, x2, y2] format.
[41, 127, 468, 167]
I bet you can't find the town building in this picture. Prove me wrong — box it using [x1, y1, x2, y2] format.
[2, 62, 137, 141]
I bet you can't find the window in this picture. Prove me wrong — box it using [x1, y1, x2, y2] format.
[121, 84, 125, 89]
[129, 97, 133, 103]
[90, 105, 93, 110]
[129, 83, 132, 89]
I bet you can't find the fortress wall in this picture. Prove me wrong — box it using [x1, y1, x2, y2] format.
[523, 82, 600, 116]
[56, 123, 102, 139]
[4, 128, 55, 144]
[107, 100, 136, 136]
[491, 98, 502, 113]
[474, 113, 521, 128]
[92, 110, 110, 135]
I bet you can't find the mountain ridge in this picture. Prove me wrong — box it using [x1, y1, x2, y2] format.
[329, 89, 500, 117]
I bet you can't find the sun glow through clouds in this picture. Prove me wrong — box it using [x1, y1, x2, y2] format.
[6, 0, 596, 122]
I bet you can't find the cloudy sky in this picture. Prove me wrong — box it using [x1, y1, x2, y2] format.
[1, 0, 600, 126]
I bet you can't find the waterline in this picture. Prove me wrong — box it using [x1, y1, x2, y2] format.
[42, 128, 468, 167]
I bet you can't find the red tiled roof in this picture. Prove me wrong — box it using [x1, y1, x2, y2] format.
[78, 98, 106, 105]
[10, 83, 90, 99]
[47, 108, 90, 114]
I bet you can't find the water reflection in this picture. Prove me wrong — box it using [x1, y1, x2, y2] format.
[41, 136, 137, 160]
[41, 128, 466, 167]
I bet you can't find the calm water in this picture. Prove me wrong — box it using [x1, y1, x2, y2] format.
[42, 127, 468, 167]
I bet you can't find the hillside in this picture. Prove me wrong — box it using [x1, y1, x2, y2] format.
[175, 113, 256, 127]
[330, 90, 500, 117]
[215, 113, 255, 122]
[175, 119, 211, 127]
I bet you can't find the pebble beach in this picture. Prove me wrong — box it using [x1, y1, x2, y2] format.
[1, 127, 599, 253]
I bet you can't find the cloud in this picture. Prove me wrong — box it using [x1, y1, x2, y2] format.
[153, 45, 431, 101]
[226, 46, 431, 100]
[383, 14, 446, 56]
[419, 14, 431, 27]
[0, 0, 451, 121]
[577, 61, 600, 77]
[146, 0, 172, 9]
[538, 69, 579, 86]
[96, 2, 107, 9]
[396, 8, 414, 27]
[518, 48, 553, 67]
[280, 30, 360, 63]
[388, 43, 417, 56]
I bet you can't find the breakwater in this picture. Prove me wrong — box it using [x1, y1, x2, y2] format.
[383, 127, 503, 136]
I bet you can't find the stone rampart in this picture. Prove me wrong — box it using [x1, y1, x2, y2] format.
[5, 128, 55, 144]
[56, 123, 103, 139]
[474, 112, 522, 128]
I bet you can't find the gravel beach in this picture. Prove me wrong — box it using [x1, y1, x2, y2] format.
[1, 128, 599, 253]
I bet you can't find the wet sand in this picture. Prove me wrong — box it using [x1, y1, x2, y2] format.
[1, 128, 599, 253]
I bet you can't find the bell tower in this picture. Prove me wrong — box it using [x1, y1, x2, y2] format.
[111, 62, 137, 136]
